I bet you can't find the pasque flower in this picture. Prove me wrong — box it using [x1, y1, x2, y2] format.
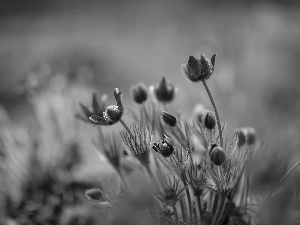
[152, 77, 176, 103]
[131, 82, 148, 104]
[76, 92, 107, 124]
[181, 54, 216, 82]
[89, 88, 124, 126]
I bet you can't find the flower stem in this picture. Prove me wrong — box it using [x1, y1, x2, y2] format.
[183, 180, 193, 224]
[174, 204, 179, 225]
[212, 194, 226, 225]
[116, 168, 130, 193]
[145, 164, 159, 189]
[196, 195, 203, 225]
[202, 80, 223, 147]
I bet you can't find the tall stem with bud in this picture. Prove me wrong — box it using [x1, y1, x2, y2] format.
[202, 80, 223, 147]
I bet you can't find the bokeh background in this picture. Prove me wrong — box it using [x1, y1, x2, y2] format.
[0, 0, 300, 224]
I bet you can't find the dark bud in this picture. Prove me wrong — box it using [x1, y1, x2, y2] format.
[153, 138, 174, 157]
[154, 77, 175, 103]
[161, 111, 177, 127]
[235, 129, 246, 147]
[164, 187, 176, 200]
[131, 83, 148, 104]
[209, 145, 226, 166]
[203, 111, 216, 130]
[85, 188, 103, 202]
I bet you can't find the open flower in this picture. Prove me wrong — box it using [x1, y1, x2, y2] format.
[181, 54, 216, 82]
[89, 88, 124, 126]
[76, 92, 107, 124]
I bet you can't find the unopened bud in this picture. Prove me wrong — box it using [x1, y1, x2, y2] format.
[235, 129, 246, 147]
[153, 138, 175, 157]
[161, 111, 177, 127]
[131, 83, 148, 104]
[203, 111, 216, 130]
[154, 77, 175, 103]
[209, 144, 226, 166]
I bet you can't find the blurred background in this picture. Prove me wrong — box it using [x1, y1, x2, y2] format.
[0, 0, 300, 224]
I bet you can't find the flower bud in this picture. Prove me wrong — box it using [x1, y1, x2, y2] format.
[209, 144, 226, 166]
[131, 83, 148, 104]
[153, 77, 175, 103]
[85, 188, 103, 202]
[161, 111, 177, 127]
[164, 187, 176, 200]
[202, 111, 216, 130]
[182, 54, 216, 82]
[235, 128, 246, 147]
[153, 138, 175, 157]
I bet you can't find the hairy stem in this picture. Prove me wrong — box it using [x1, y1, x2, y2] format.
[202, 80, 223, 147]
[212, 194, 226, 225]
[180, 199, 187, 223]
[174, 204, 179, 225]
[145, 164, 159, 189]
[183, 180, 193, 224]
[196, 195, 203, 225]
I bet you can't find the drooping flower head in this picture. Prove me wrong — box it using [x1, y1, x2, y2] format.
[89, 88, 124, 126]
[181, 54, 217, 82]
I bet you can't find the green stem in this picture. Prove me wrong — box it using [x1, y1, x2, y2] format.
[212, 195, 226, 225]
[116, 168, 130, 193]
[212, 193, 219, 216]
[145, 164, 159, 189]
[196, 195, 203, 225]
[180, 199, 187, 223]
[202, 80, 223, 147]
[174, 204, 179, 225]
[183, 180, 193, 224]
